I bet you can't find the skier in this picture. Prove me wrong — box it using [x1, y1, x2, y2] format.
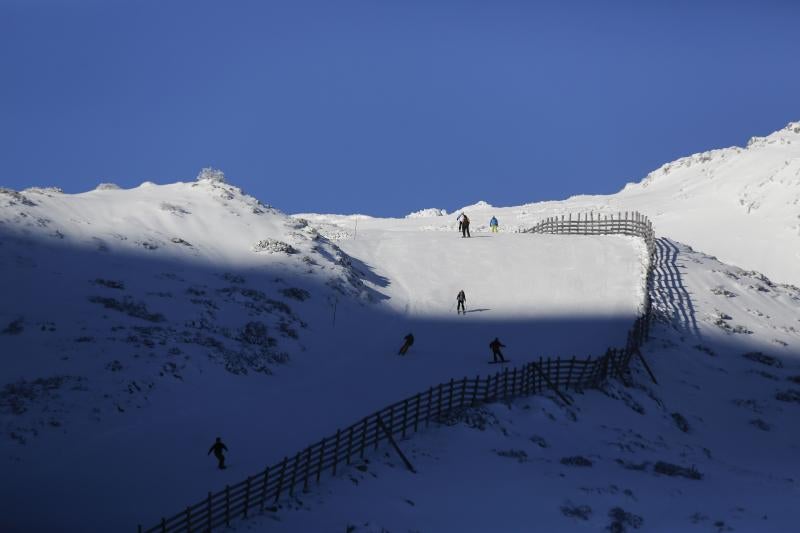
[456, 290, 467, 315]
[398, 333, 414, 355]
[489, 337, 507, 363]
[489, 216, 499, 233]
[208, 437, 228, 470]
[457, 213, 471, 238]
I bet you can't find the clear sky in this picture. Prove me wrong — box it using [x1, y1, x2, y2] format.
[1, 0, 798, 217]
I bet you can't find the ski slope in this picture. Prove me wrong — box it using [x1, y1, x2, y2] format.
[234, 240, 800, 533]
[0, 175, 645, 532]
[2, 120, 799, 532]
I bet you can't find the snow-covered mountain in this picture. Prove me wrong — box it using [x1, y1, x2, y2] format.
[300, 121, 800, 287]
[565, 121, 800, 287]
[0, 169, 644, 532]
[1, 121, 799, 533]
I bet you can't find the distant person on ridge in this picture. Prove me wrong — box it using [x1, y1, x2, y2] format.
[456, 290, 467, 315]
[457, 213, 471, 238]
[489, 337, 507, 363]
[398, 333, 414, 355]
[208, 437, 228, 470]
[490, 216, 499, 233]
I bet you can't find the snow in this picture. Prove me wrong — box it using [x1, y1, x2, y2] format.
[1, 120, 799, 533]
[405, 208, 448, 218]
[0, 178, 644, 532]
[232, 240, 800, 533]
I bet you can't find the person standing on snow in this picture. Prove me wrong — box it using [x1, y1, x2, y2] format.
[457, 213, 471, 238]
[208, 437, 229, 470]
[489, 216, 499, 233]
[398, 333, 414, 355]
[456, 290, 467, 315]
[489, 337, 507, 363]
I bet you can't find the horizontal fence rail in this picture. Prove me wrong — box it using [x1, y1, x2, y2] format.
[140, 211, 657, 533]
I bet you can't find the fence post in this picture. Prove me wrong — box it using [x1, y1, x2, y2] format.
[346, 426, 354, 465]
[521, 363, 529, 394]
[426, 387, 434, 427]
[402, 399, 409, 438]
[556, 357, 561, 388]
[243, 476, 252, 517]
[317, 439, 325, 484]
[460, 377, 468, 407]
[275, 456, 288, 503]
[374, 413, 380, 451]
[472, 375, 480, 404]
[185, 506, 191, 533]
[260, 468, 269, 511]
[302, 447, 312, 492]
[511, 367, 518, 397]
[332, 430, 341, 475]
[161, 518, 166, 533]
[360, 418, 368, 459]
[289, 452, 300, 497]
[225, 484, 230, 526]
[414, 393, 421, 432]
[207, 491, 212, 529]
[447, 378, 455, 413]
[437, 383, 444, 421]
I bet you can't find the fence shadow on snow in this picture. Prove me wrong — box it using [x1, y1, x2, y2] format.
[652, 238, 700, 337]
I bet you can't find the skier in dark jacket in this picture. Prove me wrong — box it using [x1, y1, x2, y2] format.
[208, 437, 228, 470]
[456, 290, 467, 314]
[399, 333, 414, 355]
[489, 337, 507, 363]
[457, 213, 471, 238]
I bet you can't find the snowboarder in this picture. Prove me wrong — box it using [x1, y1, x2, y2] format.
[490, 216, 499, 233]
[208, 437, 228, 470]
[457, 213, 471, 238]
[398, 333, 414, 355]
[489, 337, 507, 363]
[456, 290, 467, 314]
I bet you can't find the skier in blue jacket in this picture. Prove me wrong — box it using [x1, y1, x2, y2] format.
[489, 216, 499, 233]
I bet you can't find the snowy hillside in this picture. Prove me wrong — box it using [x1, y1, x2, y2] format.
[0, 172, 645, 532]
[2, 121, 799, 533]
[317, 121, 800, 287]
[231, 240, 800, 533]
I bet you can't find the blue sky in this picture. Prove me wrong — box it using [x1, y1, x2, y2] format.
[1, 0, 798, 216]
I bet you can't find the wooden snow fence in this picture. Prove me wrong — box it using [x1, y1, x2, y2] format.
[139, 211, 657, 533]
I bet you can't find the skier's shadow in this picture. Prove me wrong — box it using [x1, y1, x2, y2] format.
[465, 308, 491, 313]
